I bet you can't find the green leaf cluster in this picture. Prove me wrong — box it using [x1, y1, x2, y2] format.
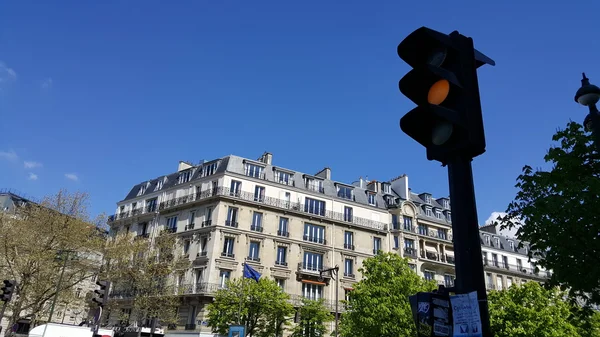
[291, 298, 333, 337]
[499, 121, 600, 304]
[339, 253, 436, 337]
[488, 281, 600, 337]
[207, 277, 295, 337]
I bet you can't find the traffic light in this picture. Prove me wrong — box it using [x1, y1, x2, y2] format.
[1, 280, 17, 302]
[92, 280, 111, 307]
[397, 27, 495, 164]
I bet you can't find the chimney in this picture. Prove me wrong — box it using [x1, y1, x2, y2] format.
[178, 161, 193, 172]
[258, 152, 273, 165]
[390, 174, 409, 199]
[315, 167, 331, 180]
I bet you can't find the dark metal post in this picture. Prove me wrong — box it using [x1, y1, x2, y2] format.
[587, 105, 600, 154]
[447, 155, 491, 337]
[319, 266, 339, 337]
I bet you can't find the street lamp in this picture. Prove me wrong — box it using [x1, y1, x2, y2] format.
[318, 266, 339, 337]
[574, 73, 600, 153]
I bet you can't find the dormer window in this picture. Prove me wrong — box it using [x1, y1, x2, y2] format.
[305, 176, 324, 193]
[382, 183, 392, 194]
[203, 161, 219, 176]
[509, 241, 514, 251]
[275, 169, 293, 186]
[446, 211, 452, 221]
[485, 235, 490, 245]
[435, 209, 442, 219]
[424, 194, 431, 204]
[386, 196, 396, 206]
[494, 238, 500, 247]
[155, 179, 164, 191]
[337, 185, 353, 200]
[178, 170, 192, 184]
[425, 207, 433, 217]
[367, 193, 376, 206]
[245, 163, 264, 178]
[137, 184, 147, 196]
[442, 199, 449, 209]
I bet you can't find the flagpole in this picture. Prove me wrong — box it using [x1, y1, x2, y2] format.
[238, 263, 244, 326]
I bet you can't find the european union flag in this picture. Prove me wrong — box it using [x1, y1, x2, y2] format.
[243, 263, 261, 282]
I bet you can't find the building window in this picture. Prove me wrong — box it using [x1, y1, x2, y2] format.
[337, 186, 353, 200]
[418, 224, 428, 235]
[138, 184, 147, 196]
[303, 252, 323, 271]
[506, 277, 513, 288]
[222, 237, 234, 258]
[305, 178, 323, 193]
[189, 211, 196, 226]
[403, 216, 413, 231]
[203, 161, 218, 176]
[205, 206, 213, 223]
[424, 194, 431, 204]
[226, 207, 238, 227]
[251, 212, 263, 232]
[245, 163, 263, 178]
[368, 193, 376, 206]
[373, 237, 382, 254]
[178, 170, 192, 184]
[492, 253, 498, 267]
[444, 275, 455, 287]
[219, 270, 231, 287]
[496, 275, 503, 290]
[146, 198, 157, 212]
[446, 211, 452, 221]
[344, 231, 354, 250]
[502, 256, 508, 269]
[383, 183, 391, 194]
[278, 217, 289, 236]
[276, 246, 287, 266]
[248, 241, 260, 261]
[393, 235, 399, 249]
[254, 186, 265, 202]
[304, 198, 325, 216]
[230, 180, 242, 196]
[484, 235, 490, 245]
[508, 241, 514, 251]
[424, 271, 435, 281]
[276, 171, 292, 185]
[392, 214, 399, 230]
[409, 264, 416, 271]
[516, 259, 522, 271]
[183, 240, 190, 255]
[344, 259, 354, 277]
[304, 223, 325, 244]
[482, 252, 488, 265]
[437, 228, 447, 240]
[435, 210, 442, 219]
[344, 206, 353, 222]
[302, 283, 323, 300]
[156, 179, 163, 191]
[275, 278, 285, 290]
[199, 236, 208, 255]
[166, 216, 177, 231]
[494, 238, 500, 247]
[442, 199, 449, 208]
[425, 207, 433, 217]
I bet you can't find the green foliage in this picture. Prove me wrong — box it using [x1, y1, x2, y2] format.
[103, 231, 190, 327]
[488, 282, 582, 337]
[207, 277, 294, 337]
[498, 121, 600, 304]
[0, 190, 105, 335]
[339, 253, 436, 337]
[291, 298, 333, 337]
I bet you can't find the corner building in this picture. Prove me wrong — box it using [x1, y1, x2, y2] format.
[107, 153, 390, 333]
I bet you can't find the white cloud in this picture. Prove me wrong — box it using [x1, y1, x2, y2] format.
[24, 161, 43, 169]
[0, 62, 17, 83]
[28, 172, 38, 181]
[41, 78, 53, 90]
[0, 149, 18, 161]
[65, 173, 79, 181]
[484, 211, 507, 226]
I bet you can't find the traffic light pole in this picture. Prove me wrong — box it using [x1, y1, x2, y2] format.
[447, 155, 491, 337]
[47, 251, 71, 324]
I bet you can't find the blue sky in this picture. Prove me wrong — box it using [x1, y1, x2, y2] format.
[1, 1, 598, 223]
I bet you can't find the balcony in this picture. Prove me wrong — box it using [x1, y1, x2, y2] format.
[246, 256, 260, 262]
[225, 220, 238, 228]
[343, 272, 355, 278]
[163, 227, 177, 234]
[421, 251, 439, 261]
[343, 243, 355, 250]
[184, 223, 195, 231]
[483, 261, 550, 279]
[297, 263, 330, 276]
[108, 204, 157, 223]
[155, 187, 387, 232]
[404, 247, 417, 258]
[445, 255, 455, 264]
[202, 220, 213, 227]
[221, 252, 235, 258]
[277, 230, 289, 237]
[303, 235, 326, 245]
[250, 225, 263, 232]
[275, 260, 288, 267]
[306, 185, 325, 194]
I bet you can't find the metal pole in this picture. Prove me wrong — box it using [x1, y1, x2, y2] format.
[334, 268, 339, 337]
[48, 251, 70, 324]
[588, 105, 600, 154]
[447, 155, 491, 337]
[238, 264, 244, 325]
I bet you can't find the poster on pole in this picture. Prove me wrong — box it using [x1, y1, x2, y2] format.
[449, 291, 482, 337]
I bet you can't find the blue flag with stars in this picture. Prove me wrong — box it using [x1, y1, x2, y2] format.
[243, 263, 261, 282]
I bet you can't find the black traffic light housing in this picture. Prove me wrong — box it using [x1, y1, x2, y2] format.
[398, 27, 495, 165]
[1, 280, 17, 302]
[92, 280, 111, 307]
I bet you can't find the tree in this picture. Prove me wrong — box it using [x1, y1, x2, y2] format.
[207, 277, 294, 337]
[102, 230, 190, 329]
[0, 190, 105, 335]
[498, 121, 600, 304]
[488, 282, 582, 337]
[291, 298, 333, 337]
[339, 253, 436, 337]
